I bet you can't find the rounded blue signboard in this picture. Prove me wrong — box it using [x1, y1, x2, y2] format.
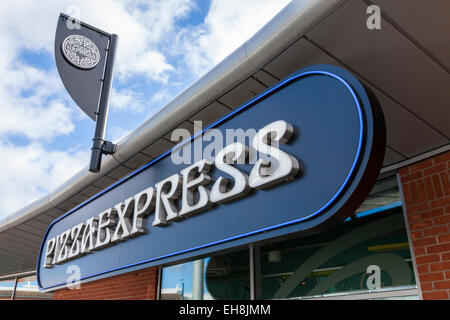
[37, 64, 386, 291]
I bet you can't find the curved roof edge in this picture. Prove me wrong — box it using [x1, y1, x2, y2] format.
[0, 0, 344, 233]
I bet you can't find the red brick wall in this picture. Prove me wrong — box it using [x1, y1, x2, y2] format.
[53, 267, 159, 300]
[399, 151, 450, 300]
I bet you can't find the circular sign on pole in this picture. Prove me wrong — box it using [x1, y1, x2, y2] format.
[61, 34, 100, 69]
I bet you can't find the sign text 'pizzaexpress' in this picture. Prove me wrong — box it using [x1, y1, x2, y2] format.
[43, 120, 299, 268]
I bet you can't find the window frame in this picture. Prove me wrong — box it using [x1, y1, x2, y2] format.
[158, 172, 421, 300]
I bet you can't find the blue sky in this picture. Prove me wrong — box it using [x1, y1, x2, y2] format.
[0, 0, 290, 218]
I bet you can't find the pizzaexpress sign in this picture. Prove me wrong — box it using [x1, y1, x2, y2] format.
[37, 65, 386, 291]
[42, 119, 299, 268]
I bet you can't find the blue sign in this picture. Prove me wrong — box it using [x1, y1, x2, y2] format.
[37, 65, 386, 291]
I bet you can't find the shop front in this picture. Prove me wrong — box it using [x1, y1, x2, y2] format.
[0, 0, 449, 301]
[160, 175, 419, 300]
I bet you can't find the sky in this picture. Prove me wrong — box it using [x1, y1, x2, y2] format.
[0, 0, 291, 219]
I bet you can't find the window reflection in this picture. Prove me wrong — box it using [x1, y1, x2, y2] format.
[14, 275, 53, 300]
[160, 176, 418, 300]
[161, 249, 250, 300]
[0, 279, 15, 300]
[258, 207, 417, 299]
[355, 176, 401, 213]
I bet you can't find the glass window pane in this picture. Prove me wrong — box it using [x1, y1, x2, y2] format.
[355, 176, 401, 214]
[0, 279, 15, 300]
[161, 249, 250, 300]
[257, 177, 417, 300]
[14, 275, 53, 300]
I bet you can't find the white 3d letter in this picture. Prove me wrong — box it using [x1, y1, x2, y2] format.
[179, 159, 213, 217]
[211, 142, 250, 204]
[249, 120, 299, 189]
[153, 174, 182, 226]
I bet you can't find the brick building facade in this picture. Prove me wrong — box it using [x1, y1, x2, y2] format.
[52, 151, 450, 300]
[399, 151, 450, 300]
[53, 267, 159, 300]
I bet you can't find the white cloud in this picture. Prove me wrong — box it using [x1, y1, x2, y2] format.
[0, 0, 194, 82]
[0, 140, 88, 216]
[121, 50, 174, 83]
[0, 99, 74, 141]
[109, 126, 132, 144]
[0, 0, 195, 218]
[63, 0, 194, 82]
[179, 0, 291, 76]
[0, 62, 74, 140]
[0, 0, 292, 219]
[110, 88, 144, 112]
[151, 89, 172, 104]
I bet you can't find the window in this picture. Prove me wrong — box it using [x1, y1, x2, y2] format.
[0, 273, 53, 300]
[0, 279, 15, 300]
[253, 176, 417, 299]
[256, 208, 417, 299]
[14, 275, 53, 300]
[161, 249, 250, 300]
[159, 175, 419, 300]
